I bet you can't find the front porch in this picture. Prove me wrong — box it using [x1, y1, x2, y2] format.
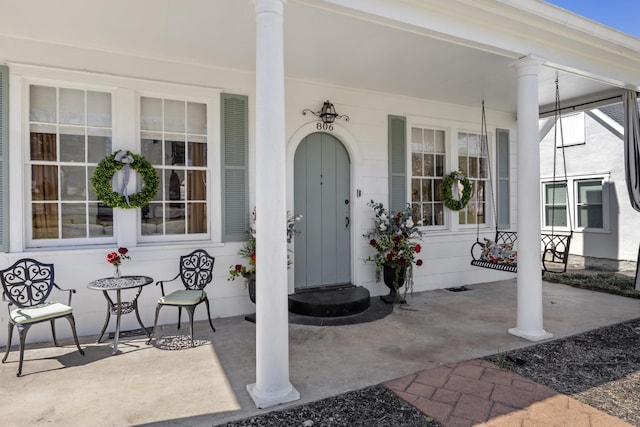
[2, 277, 638, 426]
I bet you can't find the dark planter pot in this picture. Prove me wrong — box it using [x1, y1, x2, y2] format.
[248, 276, 256, 304]
[381, 263, 406, 304]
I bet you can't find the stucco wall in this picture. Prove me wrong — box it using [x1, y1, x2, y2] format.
[539, 112, 640, 263]
[0, 36, 518, 345]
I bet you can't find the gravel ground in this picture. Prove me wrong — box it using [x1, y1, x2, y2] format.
[221, 273, 640, 427]
[486, 317, 640, 426]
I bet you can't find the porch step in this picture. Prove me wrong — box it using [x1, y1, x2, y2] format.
[288, 285, 370, 317]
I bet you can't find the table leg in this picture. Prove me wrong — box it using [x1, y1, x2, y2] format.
[96, 297, 111, 343]
[113, 289, 122, 355]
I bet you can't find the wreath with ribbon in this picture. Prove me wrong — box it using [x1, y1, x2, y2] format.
[441, 170, 473, 211]
[91, 150, 160, 209]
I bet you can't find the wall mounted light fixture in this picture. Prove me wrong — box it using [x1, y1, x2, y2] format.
[302, 100, 349, 124]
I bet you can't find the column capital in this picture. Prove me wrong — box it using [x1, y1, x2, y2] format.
[254, 0, 286, 15]
[511, 55, 545, 75]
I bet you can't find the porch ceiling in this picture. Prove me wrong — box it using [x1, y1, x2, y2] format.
[0, 0, 634, 114]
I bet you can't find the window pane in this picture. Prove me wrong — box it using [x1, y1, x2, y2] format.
[435, 154, 445, 177]
[141, 133, 163, 165]
[87, 129, 112, 163]
[92, 204, 113, 237]
[32, 203, 58, 239]
[424, 129, 434, 152]
[546, 183, 567, 204]
[188, 202, 207, 233]
[187, 102, 207, 134]
[60, 126, 85, 162]
[187, 170, 206, 200]
[164, 100, 185, 133]
[411, 153, 423, 176]
[141, 97, 162, 131]
[422, 179, 432, 202]
[87, 91, 112, 127]
[433, 179, 443, 201]
[434, 203, 444, 225]
[546, 206, 567, 226]
[578, 182, 602, 204]
[458, 156, 467, 176]
[435, 130, 445, 153]
[424, 154, 434, 176]
[411, 128, 423, 147]
[30, 85, 57, 123]
[579, 206, 603, 228]
[166, 136, 186, 166]
[32, 165, 58, 200]
[30, 130, 57, 161]
[188, 139, 207, 167]
[61, 203, 87, 238]
[61, 166, 86, 201]
[59, 88, 85, 125]
[166, 170, 184, 201]
[411, 178, 421, 202]
[165, 204, 186, 235]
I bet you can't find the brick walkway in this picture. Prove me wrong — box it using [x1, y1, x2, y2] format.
[385, 359, 632, 427]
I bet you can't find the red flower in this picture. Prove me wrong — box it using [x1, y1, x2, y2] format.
[118, 247, 128, 255]
[106, 252, 119, 264]
[415, 244, 421, 254]
[386, 253, 394, 262]
[369, 239, 377, 247]
[251, 250, 256, 262]
[235, 264, 243, 272]
[416, 259, 423, 266]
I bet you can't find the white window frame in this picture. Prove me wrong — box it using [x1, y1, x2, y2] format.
[541, 173, 610, 233]
[11, 65, 221, 251]
[407, 117, 496, 234]
[136, 91, 216, 244]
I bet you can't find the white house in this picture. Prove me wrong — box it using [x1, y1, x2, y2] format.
[1, 0, 639, 407]
[540, 102, 640, 271]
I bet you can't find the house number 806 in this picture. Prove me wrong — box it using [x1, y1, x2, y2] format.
[317, 122, 334, 131]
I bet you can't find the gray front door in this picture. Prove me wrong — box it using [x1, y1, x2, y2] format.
[294, 133, 351, 289]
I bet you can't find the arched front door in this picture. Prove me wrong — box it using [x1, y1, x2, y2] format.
[294, 132, 351, 289]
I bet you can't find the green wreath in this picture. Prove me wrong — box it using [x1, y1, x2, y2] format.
[91, 151, 159, 209]
[441, 171, 473, 211]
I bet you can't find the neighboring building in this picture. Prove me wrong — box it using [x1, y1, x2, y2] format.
[540, 103, 640, 271]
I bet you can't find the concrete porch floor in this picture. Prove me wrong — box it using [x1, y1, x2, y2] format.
[1, 277, 639, 426]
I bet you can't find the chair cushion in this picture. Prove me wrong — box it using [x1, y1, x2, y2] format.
[159, 289, 205, 306]
[10, 301, 73, 324]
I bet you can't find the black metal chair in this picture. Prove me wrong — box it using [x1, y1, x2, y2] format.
[147, 250, 216, 347]
[0, 258, 85, 376]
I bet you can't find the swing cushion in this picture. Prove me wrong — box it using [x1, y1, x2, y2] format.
[479, 239, 518, 266]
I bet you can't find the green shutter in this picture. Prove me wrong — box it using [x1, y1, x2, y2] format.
[0, 65, 8, 252]
[221, 93, 249, 242]
[496, 128, 510, 229]
[388, 115, 406, 214]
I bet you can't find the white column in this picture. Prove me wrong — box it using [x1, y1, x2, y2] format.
[247, 0, 300, 408]
[508, 56, 553, 342]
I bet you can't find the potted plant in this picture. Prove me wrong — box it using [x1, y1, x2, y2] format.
[364, 201, 423, 304]
[228, 208, 301, 303]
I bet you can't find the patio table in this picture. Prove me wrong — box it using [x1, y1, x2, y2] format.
[87, 275, 153, 354]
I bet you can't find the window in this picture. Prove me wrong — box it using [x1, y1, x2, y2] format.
[543, 182, 568, 227]
[28, 85, 113, 242]
[457, 132, 488, 225]
[410, 127, 445, 226]
[558, 112, 585, 147]
[139, 96, 208, 238]
[577, 179, 603, 228]
[542, 176, 607, 231]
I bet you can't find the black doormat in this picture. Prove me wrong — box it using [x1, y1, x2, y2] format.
[108, 327, 151, 339]
[446, 286, 470, 292]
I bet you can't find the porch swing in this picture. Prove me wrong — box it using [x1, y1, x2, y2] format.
[470, 78, 573, 273]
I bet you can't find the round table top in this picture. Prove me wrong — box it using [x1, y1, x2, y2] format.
[87, 275, 154, 291]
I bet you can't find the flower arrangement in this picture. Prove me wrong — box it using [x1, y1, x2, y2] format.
[228, 209, 302, 282]
[106, 247, 131, 267]
[364, 201, 423, 294]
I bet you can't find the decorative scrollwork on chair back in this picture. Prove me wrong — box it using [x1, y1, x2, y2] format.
[179, 250, 215, 290]
[0, 258, 55, 307]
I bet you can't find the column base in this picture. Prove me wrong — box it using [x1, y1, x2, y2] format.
[247, 382, 300, 409]
[508, 327, 554, 342]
